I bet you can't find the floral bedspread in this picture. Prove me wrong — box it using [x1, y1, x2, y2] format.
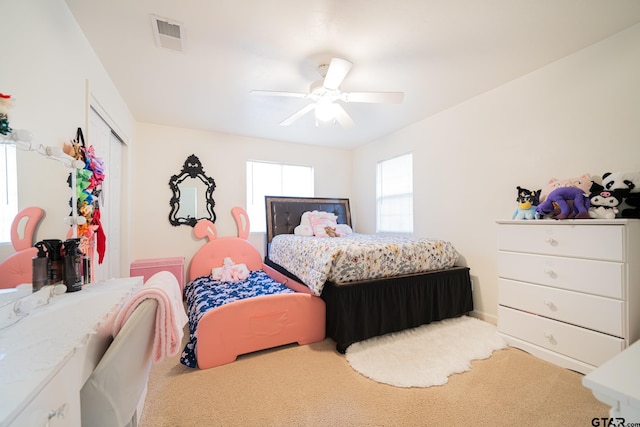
[268, 233, 459, 296]
[180, 270, 294, 368]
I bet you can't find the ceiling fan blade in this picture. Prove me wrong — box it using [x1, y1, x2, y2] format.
[333, 104, 355, 128]
[323, 58, 353, 90]
[250, 90, 308, 98]
[342, 91, 404, 104]
[280, 103, 316, 126]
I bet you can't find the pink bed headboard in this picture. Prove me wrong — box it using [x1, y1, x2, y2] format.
[188, 209, 262, 281]
[190, 237, 263, 280]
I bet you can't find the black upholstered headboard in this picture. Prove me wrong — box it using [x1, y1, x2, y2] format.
[265, 196, 352, 245]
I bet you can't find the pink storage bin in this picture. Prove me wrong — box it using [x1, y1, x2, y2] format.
[130, 257, 185, 292]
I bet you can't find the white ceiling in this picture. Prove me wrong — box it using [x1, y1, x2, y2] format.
[64, 0, 640, 149]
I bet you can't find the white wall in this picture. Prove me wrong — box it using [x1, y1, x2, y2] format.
[0, 0, 135, 266]
[353, 24, 640, 322]
[4, 2, 638, 316]
[131, 123, 352, 277]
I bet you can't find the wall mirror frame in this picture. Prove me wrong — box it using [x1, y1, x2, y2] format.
[168, 154, 216, 227]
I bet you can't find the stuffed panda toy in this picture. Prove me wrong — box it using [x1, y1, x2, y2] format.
[588, 182, 626, 219]
[602, 172, 640, 218]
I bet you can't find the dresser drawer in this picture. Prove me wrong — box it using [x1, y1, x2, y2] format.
[497, 224, 624, 261]
[9, 352, 81, 426]
[499, 279, 624, 336]
[497, 251, 623, 299]
[498, 306, 624, 367]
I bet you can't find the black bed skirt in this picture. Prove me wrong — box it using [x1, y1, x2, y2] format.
[264, 259, 473, 353]
[322, 267, 473, 352]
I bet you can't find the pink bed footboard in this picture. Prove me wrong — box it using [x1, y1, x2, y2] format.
[195, 289, 325, 369]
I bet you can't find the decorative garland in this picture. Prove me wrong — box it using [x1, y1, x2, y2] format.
[65, 128, 107, 263]
[0, 93, 13, 136]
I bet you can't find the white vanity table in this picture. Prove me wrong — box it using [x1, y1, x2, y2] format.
[582, 339, 640, 422]
[0, 277, 142, 427]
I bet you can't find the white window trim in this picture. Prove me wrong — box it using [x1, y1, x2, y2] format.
[1, 143, 18, 243]
[376, 153, 413, 234]
[246, 160, 314, 233]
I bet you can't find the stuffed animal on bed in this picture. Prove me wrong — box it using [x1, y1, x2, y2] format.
[588, 181, 626, 219]
[536, 186, 590, 219]
[512, 186, 541, 220]
[602, 171, 640, 218]
[211, 257, 250, 282]
[538, 174, 593, 203]
[324, 226, 339, 237]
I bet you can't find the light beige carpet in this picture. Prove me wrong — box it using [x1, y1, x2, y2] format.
[138, 328, 608, 427]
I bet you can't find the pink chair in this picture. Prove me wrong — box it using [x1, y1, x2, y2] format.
[0, 207, 45, 289]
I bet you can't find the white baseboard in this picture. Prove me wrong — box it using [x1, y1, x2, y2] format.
[469, 310, 497, 325]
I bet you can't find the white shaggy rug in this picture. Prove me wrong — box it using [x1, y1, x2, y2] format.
[345, 316, 507, 388]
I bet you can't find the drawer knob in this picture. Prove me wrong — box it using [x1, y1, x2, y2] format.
[46, 403, 68, 426]
[544, 300, 557, 311]
[543, 332, 557, 345]
[544, 237, 557, 245]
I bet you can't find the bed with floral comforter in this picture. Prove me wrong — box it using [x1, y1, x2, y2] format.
[268, 233, 459, 296]
[264, 196, 473, 353]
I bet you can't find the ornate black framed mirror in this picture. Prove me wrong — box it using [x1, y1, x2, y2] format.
[168, 154, 216, 227]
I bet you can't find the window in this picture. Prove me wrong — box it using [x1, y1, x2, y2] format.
[376, 153, 413, 233]
[246, 161, 314, 232]
[1, 143, 18, 243]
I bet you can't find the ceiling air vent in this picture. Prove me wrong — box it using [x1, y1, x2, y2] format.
[151, 15, 184, 52]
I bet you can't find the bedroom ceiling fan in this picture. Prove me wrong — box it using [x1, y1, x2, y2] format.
[250, 58, 404, 128]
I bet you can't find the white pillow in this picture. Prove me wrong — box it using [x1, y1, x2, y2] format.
[335, 224, 353, 235]
[294, 224, 314, 236]
[300, 211, 312, 227]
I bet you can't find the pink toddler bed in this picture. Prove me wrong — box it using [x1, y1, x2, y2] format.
[180, 208, 325, 369]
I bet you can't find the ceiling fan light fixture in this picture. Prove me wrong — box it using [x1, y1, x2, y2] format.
[252, 57, 403, 128]
[315, 101, 338, 122]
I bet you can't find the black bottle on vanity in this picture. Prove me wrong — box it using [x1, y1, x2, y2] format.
[42, 239, 64, 284]
[62, 238, 83, 292]
[32, 241, 50, 292]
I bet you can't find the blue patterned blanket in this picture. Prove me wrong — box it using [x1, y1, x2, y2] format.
[180, 270, 295, 368]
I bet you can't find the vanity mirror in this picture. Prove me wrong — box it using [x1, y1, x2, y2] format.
[169, 154, 216, 227]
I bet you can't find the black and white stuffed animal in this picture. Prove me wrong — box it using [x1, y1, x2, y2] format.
[588, 181, 626, 219]
[602, 172, 640, 218]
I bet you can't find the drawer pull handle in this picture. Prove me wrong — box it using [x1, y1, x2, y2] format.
[543, 332, 557, 345]
[544, 300, 556, 311]
[544, 237, 557, 245]
[46, 403, 68, 426]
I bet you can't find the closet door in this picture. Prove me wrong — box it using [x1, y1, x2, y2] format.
[88, 107, 123, 281]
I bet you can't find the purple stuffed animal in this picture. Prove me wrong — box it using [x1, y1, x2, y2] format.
[535, 186, 590, 219]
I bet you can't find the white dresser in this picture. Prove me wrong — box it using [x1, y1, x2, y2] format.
[496, 219, 640, 374]
[0, 277, 142, 426]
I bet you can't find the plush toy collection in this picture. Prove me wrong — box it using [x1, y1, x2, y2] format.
[513, 171, 640, 220]
[602, 172, 640, 218]
[512, 186, 541, 220]
[588, 182, 625, 219]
